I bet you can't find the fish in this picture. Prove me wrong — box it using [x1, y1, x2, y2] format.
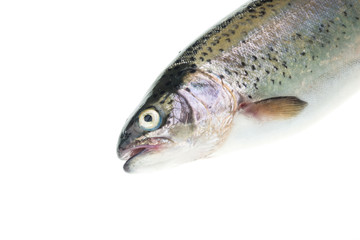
[117, 0, 360, 173]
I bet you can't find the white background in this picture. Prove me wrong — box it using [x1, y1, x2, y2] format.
[1, 0, 360, 239]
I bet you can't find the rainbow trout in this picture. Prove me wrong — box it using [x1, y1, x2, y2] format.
[117, 0, 360, 173]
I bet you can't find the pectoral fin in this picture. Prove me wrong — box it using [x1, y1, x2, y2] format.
[240, 96, 308, 120]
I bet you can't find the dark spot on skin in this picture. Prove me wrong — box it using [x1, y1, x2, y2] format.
[251, 65, 256, 70]
[207, 47, 213, 53]
[236, 81, 241, 88]
[185, 88, 191, 92]
[282, 61, 288, 68]
[219, 75, 225, 79]
[244, 70, 248, 76]
[269, 46, 274, 52]
[279, 81, 282, 85]
[202, 52, 208, 56]
[225, 68, 232, 75]
[256, 77, 260, 82]
[342, 24, 347, 28]
[230, 30, 236, 35]
[296, 33, 302, 39]
[120, 131, 131, 140]
[300, 52, 306, 56]
[254, 83, 258, 89]
[289, 75, 292, 79]
[248, 95, 253, 99]
[271, 79, 275, 84]
[252, 55, 257, 61]
[241, 61, 246, 67]
[200, 57, 204, 61]
[191, 64, 197, 69]
[190, 57, 196, 61]
[283, 72, 286, 77]
[226, 38, 231, 43]
[176, 70, 183, 77]
[189, 69, 196, 73]
[274, 66, 278, 71]
[312, 55, 315, 60]
[343, 11, 348, 17]
[265, 70, 270, 74]
[160, 100, 165, 104]
[168, 100, 173, 105]
[342, 32, 346, 34]
[243, 83, 247, 88]
[219, 49, 224, 52]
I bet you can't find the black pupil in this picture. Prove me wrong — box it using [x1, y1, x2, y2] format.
[144, 114, 152, 122]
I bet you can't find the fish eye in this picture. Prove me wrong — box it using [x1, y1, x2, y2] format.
[138, 108, 162, 131]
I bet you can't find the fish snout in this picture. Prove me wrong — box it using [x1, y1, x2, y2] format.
[117, 130, 133, 160]
[117, 145, 127, 160]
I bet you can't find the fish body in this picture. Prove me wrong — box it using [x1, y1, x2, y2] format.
[117, 0, 360, 173]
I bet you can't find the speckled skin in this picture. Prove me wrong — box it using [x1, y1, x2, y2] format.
[118, 0, 360, 172]
[169, 0, 360, 101]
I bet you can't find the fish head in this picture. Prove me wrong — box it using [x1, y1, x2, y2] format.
[117, 67, 236, 173]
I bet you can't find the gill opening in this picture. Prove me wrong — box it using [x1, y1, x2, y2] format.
[200, 70, 239, 114]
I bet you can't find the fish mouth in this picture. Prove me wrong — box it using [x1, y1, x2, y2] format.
[117, 137, 173, 162]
